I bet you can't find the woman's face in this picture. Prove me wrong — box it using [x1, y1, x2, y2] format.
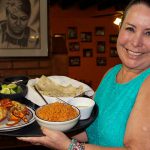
[7, 10, 29, 36]
[117, 3, 150, 71]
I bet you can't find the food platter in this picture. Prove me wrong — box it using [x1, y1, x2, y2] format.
[0, 99, 98, 137]
[0, 106, 35, 132]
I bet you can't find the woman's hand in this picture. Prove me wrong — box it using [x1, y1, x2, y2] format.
[17, 127, 71, 150]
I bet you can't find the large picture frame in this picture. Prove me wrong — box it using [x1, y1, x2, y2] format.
[0, 0, 48, 57]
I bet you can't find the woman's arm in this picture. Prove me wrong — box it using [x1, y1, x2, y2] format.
[124, 76, 150, 150]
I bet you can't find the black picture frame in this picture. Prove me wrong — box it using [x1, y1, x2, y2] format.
[80, 32, 92, 42]
[68, 27, 78, 39]
[69, 56, 80, 66]
[110, 47, 118, 57]
[109, 34, 118, 43]
[68, 42, 80, 51]
[96, 57, 107, 66]
[97, 41, 105, 53]
[83, 48, 93, 57]
[95, 27, 105, 36]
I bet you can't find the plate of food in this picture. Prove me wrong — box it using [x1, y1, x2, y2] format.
[26, 75, 94, 106]
[0, 99, 35, 132]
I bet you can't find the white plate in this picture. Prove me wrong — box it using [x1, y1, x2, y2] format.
[26, 76, 94, 106]
[0, 107, 35, 132]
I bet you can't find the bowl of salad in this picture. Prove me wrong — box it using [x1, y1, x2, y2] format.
[0, 83, 28, 101]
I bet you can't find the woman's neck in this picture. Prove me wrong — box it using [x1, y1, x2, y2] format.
[117, 66, 144, 83]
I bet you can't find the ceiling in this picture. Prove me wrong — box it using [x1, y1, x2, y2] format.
[50, 0, 131, 11]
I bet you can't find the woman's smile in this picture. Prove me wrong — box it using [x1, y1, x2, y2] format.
[125, 48, 144, 58]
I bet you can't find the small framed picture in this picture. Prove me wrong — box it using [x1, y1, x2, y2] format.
[110, 47, 118, 57]
[68, 42, 80, 51]
[80, 32, 92, 42]
[83, 48, 93, 57]
[95, 27, 105, 36]
[68, 27, 78, 39]
[69, 56, 80, 66]
[109, 34, 118, 43]
[96, 57, 107, 66]
[97, 41, 105, 53]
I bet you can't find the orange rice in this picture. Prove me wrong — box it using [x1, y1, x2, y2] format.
[36, 102, 78, 122]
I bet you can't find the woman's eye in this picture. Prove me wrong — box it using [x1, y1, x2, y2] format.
[125, 27, 134, 32]
[145, 31, 150, 36]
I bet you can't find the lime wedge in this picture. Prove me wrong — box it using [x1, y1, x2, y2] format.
[0, 88, 11, 94]
[1, 84, 7, 89]
[10, 89, 16, 94]
[7, 83, 17, 89]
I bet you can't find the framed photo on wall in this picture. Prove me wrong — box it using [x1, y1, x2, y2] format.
[68, 27, 78, 39]
[69, 56, 80, 66]
[0, 0, 48, 57]
[95, 27, 105, 36]
[109, 34, 118, 43]
[97, 41, 105, 53]
[83, 48, 93, 57]
[68, 42, 80, 51]
[96, 57, 107, 66]
[110, 47, 118, 57]
[80, 32, 92, 42]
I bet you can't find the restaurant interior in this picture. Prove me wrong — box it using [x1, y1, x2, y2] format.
[0, 0, 130, 149]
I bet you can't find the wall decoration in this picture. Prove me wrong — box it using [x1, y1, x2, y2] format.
[54, 33, 66, 40]
[96, 57, 107, 66]
[0, 0, 48, 57]
[80, 32, 92, 42]
[68, 42, 80, 51]
[68, 27, 78, 39]
[69, 56, 80, 66]
[110, 47, 118, 57]
[97, 41, 105, 53]
[95, 27, 105, 36]
[109, 34, 118, 43]
[83, 48, 93, 57]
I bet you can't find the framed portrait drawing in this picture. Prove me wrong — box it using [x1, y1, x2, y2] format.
[68, 42, 80, 51]
[97, 41, 105, 53]
[0, 0, 48, 57]
[96, 57, 107, 66]
[83, 48, 93, 57]
[95, 27, 105, 36]
[68, 27, 78, 39]
[69, 56, 80, 66]
[80, 32, 92, 42]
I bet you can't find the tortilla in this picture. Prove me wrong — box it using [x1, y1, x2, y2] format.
[34, 75, 83, 97]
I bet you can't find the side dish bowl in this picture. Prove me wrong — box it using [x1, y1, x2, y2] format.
[34, 102, 80, 132]
[0, 84, 28, 101]
[3, 76, 29, 85]
[68, 97, 95, 120]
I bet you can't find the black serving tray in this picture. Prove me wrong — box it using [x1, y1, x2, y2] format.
[0, 98, 98, 137]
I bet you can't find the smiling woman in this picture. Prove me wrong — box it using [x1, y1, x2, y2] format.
[17, 0, 150, 150]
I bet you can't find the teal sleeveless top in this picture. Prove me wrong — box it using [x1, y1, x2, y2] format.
[86, 64, 150, 147]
